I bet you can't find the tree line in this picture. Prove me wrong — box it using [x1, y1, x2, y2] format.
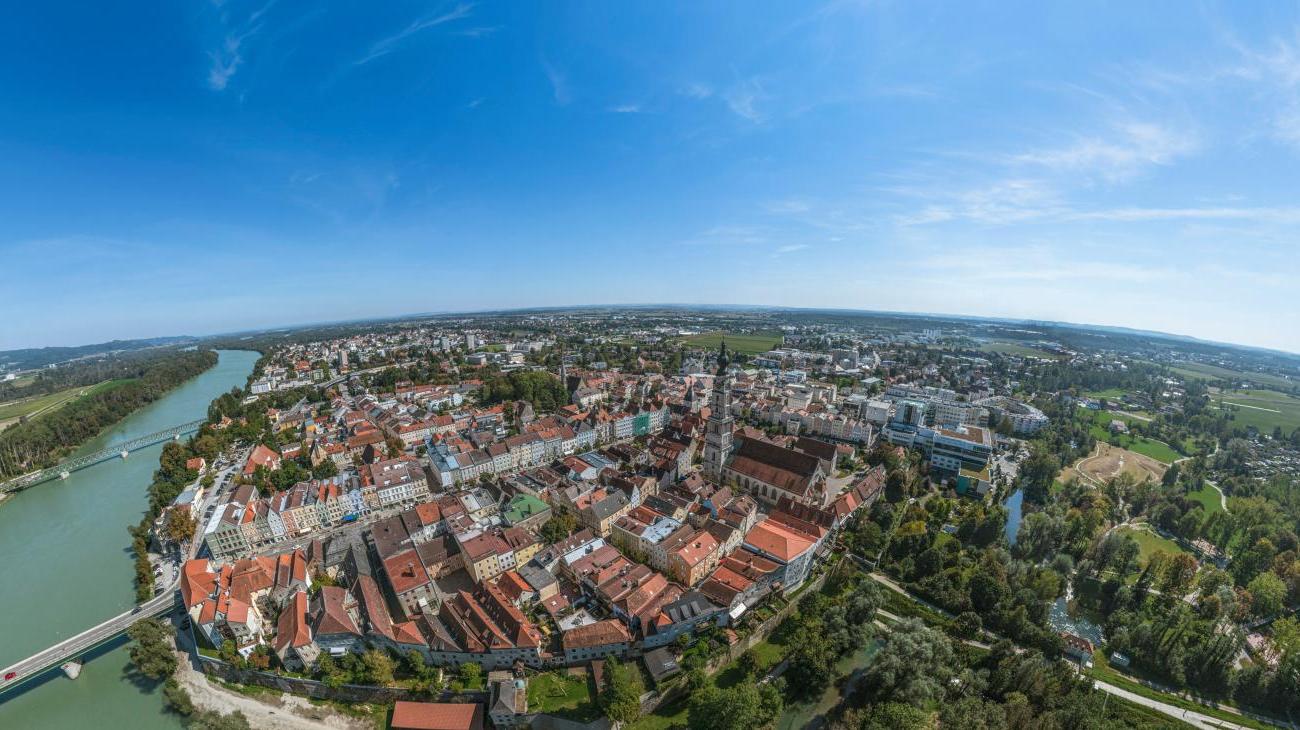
[0, 349, 217, 478]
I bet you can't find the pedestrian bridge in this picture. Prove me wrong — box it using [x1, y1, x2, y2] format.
[0, 588, 177, 699]
[0, 419, 206, 494]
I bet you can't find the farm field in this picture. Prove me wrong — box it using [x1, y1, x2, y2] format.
[679, 330, 783, 355]
[1210, 388, 1300, 435]
[0, 379, 119, 429]
[1062, 442, 1167, 486]
[977, 340, 1062, 359]
[1170, 362, 1296, 391]
[1115, 525, 1190, 567]
[1085, 387, 1129, 399]
[1080, 408, 1184, 463]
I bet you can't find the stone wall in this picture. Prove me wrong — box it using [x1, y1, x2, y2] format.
[196, 654, 489, 705]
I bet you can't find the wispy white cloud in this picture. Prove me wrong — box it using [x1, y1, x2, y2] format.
[207, 1, 276, 91]
[542, 61, 571, 105]
[723, 78, 769, 123]
[608, 104, 641, 114]
[1010, 121, 1199, 182]
[355, 3, 475, 66]
[764, 199, 812, 214]
[680, 82, 713, 100]
[679, 224, 771, 247]
[774, 243, 810, 255]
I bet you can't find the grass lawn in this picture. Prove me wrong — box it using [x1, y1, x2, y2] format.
[679, 331, 784, 355]
[1081, 408, 1184, 463]
[1210, 388, 1300, 435]
[527, 671, 599, 721]
[1115, 525, 1188, 567]
[1186, 483, 1225, 516]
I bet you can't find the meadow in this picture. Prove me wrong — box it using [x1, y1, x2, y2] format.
[1170, 362, 1297, 391]
[1211, 388, 1300, 435]
[679, 331, 784, 355]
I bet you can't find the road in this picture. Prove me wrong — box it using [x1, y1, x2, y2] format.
[1094, 679, 1250, 730]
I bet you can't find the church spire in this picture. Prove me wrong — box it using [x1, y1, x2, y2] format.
[715, 339, 730, 377]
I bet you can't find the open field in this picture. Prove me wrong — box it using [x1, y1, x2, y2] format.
[1080, 408, 1184, 463]
[977, 340, 1063, 359]
[1210, 388, 1300, 435]
[0, 379, 121, 430]
[679, 330, 784, 355]
[1170, 362, 1297, 391]
[1115, 525, 1189, 567]
[1063, 442, 1167, 486]
[1085, 387, 1130, 399]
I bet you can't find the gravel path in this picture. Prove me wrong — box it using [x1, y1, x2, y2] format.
[174, 656, 373, 730]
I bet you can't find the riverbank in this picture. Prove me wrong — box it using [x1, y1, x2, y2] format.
[173, 654, 376, 730]
[0, 350, 259, 730]
[0, 349, 218, 482]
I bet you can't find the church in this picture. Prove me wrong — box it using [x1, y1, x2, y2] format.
[702, 342, 828, 508]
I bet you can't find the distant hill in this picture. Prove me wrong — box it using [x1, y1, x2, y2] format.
[0, 336, 197, 372]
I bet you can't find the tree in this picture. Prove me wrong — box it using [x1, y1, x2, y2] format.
[600, 657, 645, 724]
[458, 661, 482, 688]
[686, 680, 784, 730]
[188, 709, 252, 730]
[1248, 572, 1287, 617]
[1019, 445, 1061, 505]
[837, 702, 930, 730]
[362, 649, 395, 685]
[861, 618, 956, 706]
[1272, 616, 1300, 663]
[127, 618, 178, 681]
[163, 508, 198, 544]
[162, 677, 194, 716]
[1158, 553, 1199, 597]
[311, 459, 339, 479]
[954, 611, 983, 639]
[539, 511, 578, 543]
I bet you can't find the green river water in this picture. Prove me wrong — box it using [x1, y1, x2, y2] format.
[0, 350, 258, 729]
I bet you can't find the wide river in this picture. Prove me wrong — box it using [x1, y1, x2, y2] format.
[0, 350, 258, 729]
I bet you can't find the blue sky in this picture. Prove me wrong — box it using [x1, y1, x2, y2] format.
[2, 2, 1299, 352]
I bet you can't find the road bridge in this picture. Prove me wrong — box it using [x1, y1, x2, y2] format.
[0, 419, 206, 494]
[0, 587, 177, 698]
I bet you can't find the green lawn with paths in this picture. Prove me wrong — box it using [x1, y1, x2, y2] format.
[1114, 525, 1189, 567]
[1080, 407, 1184, 463]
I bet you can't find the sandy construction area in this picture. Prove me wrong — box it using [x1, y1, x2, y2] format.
[1063, 442, 1166, 486]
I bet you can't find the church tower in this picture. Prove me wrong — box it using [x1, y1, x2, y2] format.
[703, 341, 734, 482]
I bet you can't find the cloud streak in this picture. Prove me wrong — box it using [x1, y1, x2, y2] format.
[206, 1, 277, 91]
[355, 3, 474, 66]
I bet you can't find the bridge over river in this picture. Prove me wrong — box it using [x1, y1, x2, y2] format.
[0, 419, 206, 494]
[0, 584, 178, 699]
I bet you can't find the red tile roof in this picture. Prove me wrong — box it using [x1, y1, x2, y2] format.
[390, 701, 484, 730]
